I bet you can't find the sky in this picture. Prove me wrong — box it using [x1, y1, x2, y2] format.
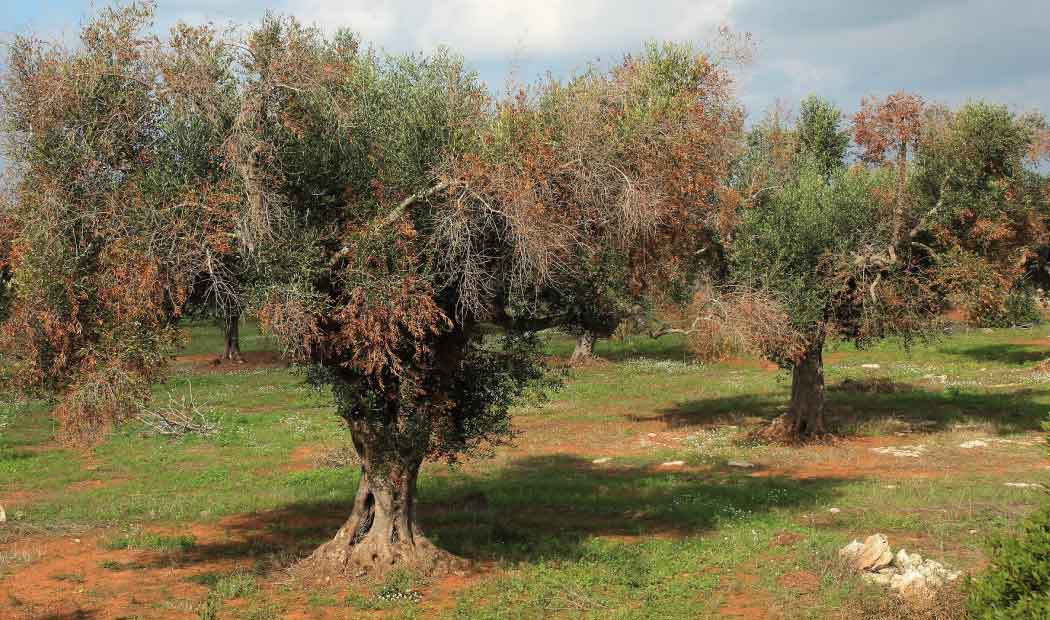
[2, 0, 1050, 122]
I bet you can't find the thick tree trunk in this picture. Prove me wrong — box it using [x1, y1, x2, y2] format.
[221, 311, 244, 362]
[755, 338, 827, 443]
[570, 331, 596, 365]
[301, 454, 454, 581]
[786, 339, 826, 439]
[299, 327, 473, 581]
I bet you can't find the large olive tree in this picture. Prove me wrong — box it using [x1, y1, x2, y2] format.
[1, 4, 745, 578]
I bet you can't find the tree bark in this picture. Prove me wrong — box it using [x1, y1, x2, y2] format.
[299, 327, 473, 581]
[300, 447, 453, 581]
[786, 338, 826, 439]
[222, 311, 244, 362]
[570, 331, 596, 365]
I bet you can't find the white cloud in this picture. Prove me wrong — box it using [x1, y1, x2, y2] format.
[164, 0, 736, 59]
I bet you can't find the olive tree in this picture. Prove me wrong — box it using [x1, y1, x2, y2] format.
[697, 96, 936, 440]
[911, 102, 1049, 324]
[1, 4, 746, 578]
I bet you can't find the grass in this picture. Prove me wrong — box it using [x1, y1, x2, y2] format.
[103, 529, 197, 552]
[1, 320, 1048, 618]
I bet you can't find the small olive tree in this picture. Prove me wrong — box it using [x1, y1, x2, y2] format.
[697, 96, 936, 440]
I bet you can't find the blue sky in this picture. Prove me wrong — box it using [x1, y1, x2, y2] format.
[3, 0, 1050, 121]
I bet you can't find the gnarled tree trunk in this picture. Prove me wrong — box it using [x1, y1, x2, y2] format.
[221, 311, 244, 362]
[570, 331, 596, 365]
[786, 338, 826, 439]
[300, 328, 472, 581]
[755, 337, 827, 443]
[302, 441, 453, 581]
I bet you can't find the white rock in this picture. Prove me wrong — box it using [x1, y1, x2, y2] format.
[890, 569, 929, 596]
[592, 457, 611, 464]
[727, 460, 755, 468]
[839, 540, 864, 558]
[871, 445, 928, 458]
[1005, 482, 1044, 488]
[660, 460, 685, 467]
[959, 440, 988, 449]
[0, 505, 5, 523]
[894, 549, 923, 571]
[861, 363, 881, 369]
[829, 507, 841, 514]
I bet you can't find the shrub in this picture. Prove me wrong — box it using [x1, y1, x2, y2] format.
[968, 503, 1050, 619]
[977, 288, 1043, 328]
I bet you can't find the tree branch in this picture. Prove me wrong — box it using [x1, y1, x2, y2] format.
[373, 182, 448, 232]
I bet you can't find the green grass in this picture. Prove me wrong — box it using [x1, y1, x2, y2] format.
[103, 529, 197, 552]
[1, 321, 1049, 618]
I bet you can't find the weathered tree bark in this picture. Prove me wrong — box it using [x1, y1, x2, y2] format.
[570, 331, 596, 365]
[300, 438, 454, 581]
[299, 327, 473, 581]
[785, 338, 826, 439]
[221, 311, 244, 362]
[755, 338, 827, 443]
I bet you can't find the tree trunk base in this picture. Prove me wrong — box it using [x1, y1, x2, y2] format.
[293, 471, 466, 583]
[749, 413, 833, 445]
[569, 332, 597, 366]
[296, 526, 462, 583]
[751, 339, 830, 444]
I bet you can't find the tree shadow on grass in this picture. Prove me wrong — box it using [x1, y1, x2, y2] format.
[947, 343, 1048, 366]
[148, 455, 843, 574]
[652, 380, 1050, 435]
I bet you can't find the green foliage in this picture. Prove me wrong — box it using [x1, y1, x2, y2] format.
[213, 572, 258, 599]
[102, 530, 196, 552]
[730, 161, 882, 335]
[968, 503, 1050, 619]
[797, 95, 850, 178]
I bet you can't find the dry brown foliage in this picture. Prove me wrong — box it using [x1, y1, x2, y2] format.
[685, 286, 807, 365]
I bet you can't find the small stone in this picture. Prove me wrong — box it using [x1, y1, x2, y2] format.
[647, 433, 657, 438]
[727, 460, 754, 468]
[73, 538, 81, 544]
[969, 529, 978, 534]
[661, 460, 685, 467]
[883, 485, 898, 489]
[0, 505, 5, 523]
[592, 457, 611, 464]
[894, 549, 922, 570]
[861, 363, 881, 369]
[959, 440, 988, 449]
[829, 507, 841, 514]
[1005, 482, 1043, 488]
[890, 569, 929, 596]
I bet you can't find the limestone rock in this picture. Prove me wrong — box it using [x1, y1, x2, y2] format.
[893, 549, 923, 571]
[846, 534, 893, 571]
[890, 569, 929, 596]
